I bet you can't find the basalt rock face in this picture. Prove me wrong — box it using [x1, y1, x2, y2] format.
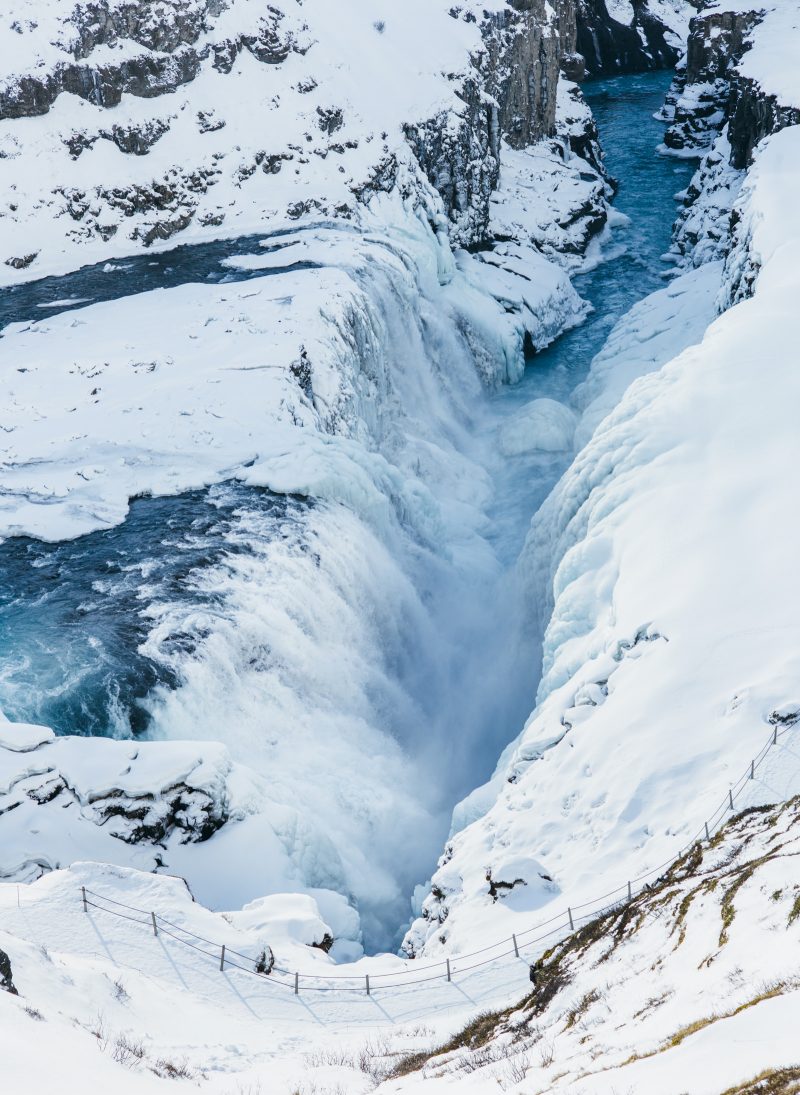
[479, 0, 578, 149]
[576, 0, 692, 76]
[0, 2, 302, 120]
[408, 1, 580, 246]
[663, 9, 762, 156]
[727, 76, 800, 170]
[0, 0, 597, 274]
[667, 6, 800, 280]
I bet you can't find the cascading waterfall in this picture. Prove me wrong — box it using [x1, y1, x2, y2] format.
[0, 72, 694, 953]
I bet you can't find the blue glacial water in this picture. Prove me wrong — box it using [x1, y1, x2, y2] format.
[486, 71, 696, 563]
[0, 71, 696, 948]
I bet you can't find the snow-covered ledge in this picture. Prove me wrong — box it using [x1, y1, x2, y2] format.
[0, 714, 363, 961]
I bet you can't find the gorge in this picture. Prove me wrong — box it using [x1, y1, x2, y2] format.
[2, 1, 800, 1091]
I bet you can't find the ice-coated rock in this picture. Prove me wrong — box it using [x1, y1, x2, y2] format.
[499, 398, 577, 455]
[576, 0, 692, 77]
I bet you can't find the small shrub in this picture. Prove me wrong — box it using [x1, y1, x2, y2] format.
[152, 1056, 193, 1079]
[504, 1052, 530, 1084]
[539, 1039, 556, 1067]
[24, 1005, 44, 1021]
[112, 1033, 146, 1067]
[112, 976, 129, 1003]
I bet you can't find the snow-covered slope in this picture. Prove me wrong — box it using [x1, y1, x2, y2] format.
[2, 787, 798, 1093]
[391, 796, 800, 1095]
[0, 0, 581, 283]
[405, 8, 800, 965]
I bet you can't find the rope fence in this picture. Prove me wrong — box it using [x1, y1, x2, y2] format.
[80, 719, 796, 996]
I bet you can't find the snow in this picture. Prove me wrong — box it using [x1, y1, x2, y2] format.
[606, 0, 635, 26]
[0, 859, 538, 1093]
[702, 2, 800, 105]
[1, 3, 799, 1089]
[488, 82, 610, 270]
[0, 722, 371, 962]
[0, 717, 55, 752]
[0, 215, 583, 543]
[0, 0, 516, 284]
[393, 798, 800, 1094]
[645, 0, 695, 41]
[499, 398, 577, 456]
[406, 121, 800, 960]
[571, 259, 723, 449]
[0, 200, 589, 949]
[2, 782, 798, 1093]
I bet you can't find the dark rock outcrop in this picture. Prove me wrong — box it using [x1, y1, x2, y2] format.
[663, 9, 762, 156]
[727, 77, 800, 170]
[576, 0, 692, 76]
[666, 6, 800, 304]
[0, 3, 308, 121]
[480, 0, 577, 149]
[0, 948, 18, 995]
[408, 0, 580, 245]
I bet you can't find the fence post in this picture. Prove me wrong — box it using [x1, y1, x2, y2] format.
[294, 972, 299, 995]
[774, 726, 778, 746]
[512, 933, 519, 958]
[627, 881, 632, 901]
[82, 886, 87, 913]
[568, 907, 574, 931]
[750, 760, 755, 780]
[220, 945, 225, 972]
[705, 821, 710, 842]
[729, 789, 734, 811]
[151, 911, 158, 937]
[446, 959, 451, 982]
[365, 974, 370, 996]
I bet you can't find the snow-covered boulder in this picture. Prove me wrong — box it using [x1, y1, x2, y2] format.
[0, 717, 365, 957]
[500, 399, 577, 455]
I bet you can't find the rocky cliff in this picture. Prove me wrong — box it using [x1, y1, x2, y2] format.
[668, 3, 800, 276]
[576, 0, 695, 76]
[665, 5, 800, 163]
[0, 0, 605, 277]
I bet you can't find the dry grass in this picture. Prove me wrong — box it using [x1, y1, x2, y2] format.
[720, 1067, 800, 1094]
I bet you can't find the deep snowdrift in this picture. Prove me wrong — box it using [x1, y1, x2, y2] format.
[405, 113, 800, 957]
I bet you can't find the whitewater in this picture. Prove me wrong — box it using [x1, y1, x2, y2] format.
[0, 73, 693, 954]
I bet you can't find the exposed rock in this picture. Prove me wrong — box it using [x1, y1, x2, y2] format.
[0, 2, 309, 121]
[0, 948, 17, 995]
[671, 132, 744, 267]
[728, 76, 800, 170]
[408, 1, 608, 248]
[0, 730, 234, 884]
[665, 4, 800, 302]
[4, 253, 37, 270]
[479, 0, 577, 151]
[576, 0, 693, 76]
[663, 8, 762, 156]
[254, 946, 275, 974]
